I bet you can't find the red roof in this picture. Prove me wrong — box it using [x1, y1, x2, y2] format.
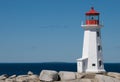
[86, 7, 99, 15]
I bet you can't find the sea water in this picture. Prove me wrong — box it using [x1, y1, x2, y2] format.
[0, 63, 119, 75]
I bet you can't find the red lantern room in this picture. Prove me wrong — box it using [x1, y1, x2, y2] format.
[85, 7, 99, 25]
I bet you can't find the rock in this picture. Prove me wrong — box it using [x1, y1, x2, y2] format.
[28, 75, 40, 82]
[54, 78, 93, 82]
[80, 79, 93, 82]
[95, 74, 120, 82]
[58, 71, 76, 81]
[17, 75, 28, 78]
[16, 75, 28, 82]
[0, 76, 6, 80]
[39, 70, 58, 82]
[75, 73, 85, 79]
[28, 71, 33, 76]
[0, 74, 8, 80]
[0, 80, 5, 82]
[5, 78, 16, 82]
[54, 79, 80, 82]
[16, 75, 41, 82]
[28, 79, 40, 82]
[83, 73, 96, 79]
[107, 72, 120, 80]
[9, 75, 16, 79]
[5, 75, 16, 82]
[28, 75, 38, 79]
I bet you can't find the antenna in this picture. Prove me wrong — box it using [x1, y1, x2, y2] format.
[90, 2, 94, 8]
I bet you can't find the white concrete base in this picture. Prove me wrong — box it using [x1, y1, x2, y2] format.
[86, 69, 106, 73]
[77, 58, 88, 73]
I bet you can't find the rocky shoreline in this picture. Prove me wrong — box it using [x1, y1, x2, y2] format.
[0, 70, 120, 82]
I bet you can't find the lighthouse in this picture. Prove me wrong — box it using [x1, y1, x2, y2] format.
[77, 7, 106, 73]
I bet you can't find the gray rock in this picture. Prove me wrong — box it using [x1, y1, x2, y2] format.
[95, 74, 120, 82]
[5, 78, 16, 82]
[28, 75, 40, 82]
[75, 73, 85, 79]
[9, 75, 16, 79]
[107, 72, 120, 80]
[39, 70, 58, 82]
[0, 76, 6, 80]
[54, 79, 79, 82]
[28, 79, 41, 82]
[54, 78, 93, 82]
[28, 75, 38, 79]
[0, 74, 8, 80]
[28, 71, 33, 76]
[17, 75, 28, 78]
[80, 79, 93, 82]
[58, 71, 76, 81]
[0, 80, 5, 82]
[83, 73, 96, 79]
[5, 75, 16, 82]
[16, 75, 28, 82]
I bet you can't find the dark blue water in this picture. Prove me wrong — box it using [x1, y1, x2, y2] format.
[0, 63, 119, 75]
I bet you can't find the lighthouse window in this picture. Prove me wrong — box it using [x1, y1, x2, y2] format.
[90, 16, 94, 20]
[97, 31, 100, 37]
[99, 60, 102, 67]
[98, 45, 101, 51]
[92, 64, 96, 66]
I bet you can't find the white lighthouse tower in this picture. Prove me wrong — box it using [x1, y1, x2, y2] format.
[77, 7, 106, 73]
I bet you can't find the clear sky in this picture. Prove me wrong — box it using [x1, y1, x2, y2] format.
[0, 0, 120, 63]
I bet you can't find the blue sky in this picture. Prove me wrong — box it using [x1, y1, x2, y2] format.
[0, 0, 120, 63]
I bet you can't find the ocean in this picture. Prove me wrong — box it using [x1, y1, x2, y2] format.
[0, 63, 120, 75]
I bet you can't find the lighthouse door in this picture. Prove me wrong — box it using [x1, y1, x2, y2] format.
[82, 59, 88, 72]
[83, 61, 86, 72]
